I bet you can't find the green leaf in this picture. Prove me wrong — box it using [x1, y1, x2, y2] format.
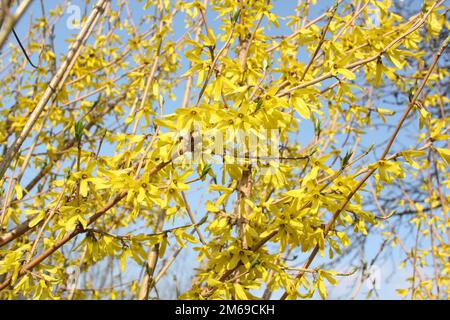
[341, 150, 353, 168]
[314, 118, 322, 137]
[230, 8, 241, 23]
[200, 164, 212, 180]
[74, 120, 84, 143]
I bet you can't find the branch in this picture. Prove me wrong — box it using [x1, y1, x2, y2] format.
[0, 0, 32, 50]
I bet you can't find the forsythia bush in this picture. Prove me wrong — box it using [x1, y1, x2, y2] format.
[0, 0, 448, 299]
